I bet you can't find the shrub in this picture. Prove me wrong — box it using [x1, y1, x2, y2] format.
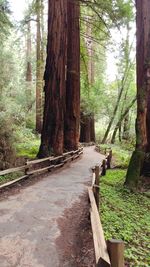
[0, 112, 16, 169]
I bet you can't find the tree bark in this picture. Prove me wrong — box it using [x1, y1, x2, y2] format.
[38, 0, 67, 157]
[122, 112, 130, 140]
[90, 113, 96, 142]
[80, 18, 96, 143]
[125, 0, 150, 188]
[101, 84, 125, 144]
[80, 112, 91, 143]
[111, 98, 136, 144]
[146, 92, 150, 151]
[36, 0, 43, 133]
[64, 0, 80, 151]
[26, 20, 32, 108]
[26, 20, 32, 83]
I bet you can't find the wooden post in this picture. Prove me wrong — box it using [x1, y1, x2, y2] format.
[94, 165, 100, 209]
[109, 149, 112, 163]
[25, 158, 29, 175]
[106, 155, 111, 169]
[101, 159, 106, 176]
[107, 239, 124, 267]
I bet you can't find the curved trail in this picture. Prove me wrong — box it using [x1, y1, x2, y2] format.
[0, 147, 104, 267]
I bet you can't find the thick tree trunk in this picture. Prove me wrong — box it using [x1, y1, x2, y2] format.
[146, 92, 150, 151]
[125, 0, 150, 188]
[64, 0, 80, 151]
[38, 0, 67, 157]
[80, 112, 91, 143]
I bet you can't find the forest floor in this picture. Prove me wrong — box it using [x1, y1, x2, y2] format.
[0, 146, 104, 267]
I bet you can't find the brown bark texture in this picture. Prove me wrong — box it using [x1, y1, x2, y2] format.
[64, 0, 80, 151]
[80, 112, 91, 143]
[26, 20, 32, 83]
[36, 0, 43, 133]
[38, 0, 67, 157]
[126, 0, 150, 187]
[122, 112, 130, 140]
[90, 113, 95, 142]
[135, 0, 150, 151]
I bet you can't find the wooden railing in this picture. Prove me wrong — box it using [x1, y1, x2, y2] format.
[0, 147, 83, 189]
[88, 150, 124, 267]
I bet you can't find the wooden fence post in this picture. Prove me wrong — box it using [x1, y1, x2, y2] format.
[101, 159, 106, 176]
[95, 165, 100, 209]
[25, 159, 29, 175]
[107, 239, 124, 267]
[106, 149, 112, 169]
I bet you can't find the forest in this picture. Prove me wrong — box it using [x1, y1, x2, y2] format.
[0, 0, 149, 266]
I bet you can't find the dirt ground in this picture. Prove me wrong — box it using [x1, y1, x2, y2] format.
[56, 193, 95, 267]
[0, 146, 104, 267]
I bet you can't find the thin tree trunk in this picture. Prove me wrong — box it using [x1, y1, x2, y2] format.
[101, 84, 125, 144]
[125, 0, 150, 188]
[111, 98, 136, 144]
[38, 0, 67, 157]
[36, 0, 43, 133]
[122, 112, 130, 140]
[80, 18, 96, 142]
[90, 113, 95, 142]
[102, 22, 133, 145]
[26, 20, 32, 83]
[26, 20, 32, 108]
[64, 0, 80, 151]
[119, 123, 122, 142]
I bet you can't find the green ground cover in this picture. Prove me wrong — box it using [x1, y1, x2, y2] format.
[100, 169, 150, 267]
[0, 171, 24, 185]
[15, 127, 40, 159]
[98, 143, 132, 168]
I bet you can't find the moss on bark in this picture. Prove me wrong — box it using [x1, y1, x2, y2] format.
[125, 149, 145, 189]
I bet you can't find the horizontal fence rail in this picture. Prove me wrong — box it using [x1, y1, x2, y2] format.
[0, 147, 83, 189]
[89, 148, 124, 267]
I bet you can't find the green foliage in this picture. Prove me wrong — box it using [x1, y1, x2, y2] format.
[97, 143, 132, 168]
[100, 169, 150, 266]
[0, 0, 12, 40]
[0, 111, 16, 170]
[0, 171, 24, 185]
[15, 127, 40, 158]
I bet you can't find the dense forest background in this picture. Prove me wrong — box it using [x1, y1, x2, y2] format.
[0, 0, 136, 168]
[0, 1, 150, 266]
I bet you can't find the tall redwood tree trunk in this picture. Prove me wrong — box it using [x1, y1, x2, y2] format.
[80, 112, 91, 143]
[38, 0, 67, 157]
[125, 0, 150, 188]
[64, 0, 80, 151]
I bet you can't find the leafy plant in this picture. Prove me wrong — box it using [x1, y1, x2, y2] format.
[100, 169, 150, 267]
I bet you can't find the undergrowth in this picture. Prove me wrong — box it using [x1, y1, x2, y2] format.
[0, 171, 24, 185]
[100, 169, 150, 267]
[15, 127, 40, 159]
[97, 144, 131, 168]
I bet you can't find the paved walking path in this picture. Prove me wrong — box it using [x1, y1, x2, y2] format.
[0, 147, 104, 267]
